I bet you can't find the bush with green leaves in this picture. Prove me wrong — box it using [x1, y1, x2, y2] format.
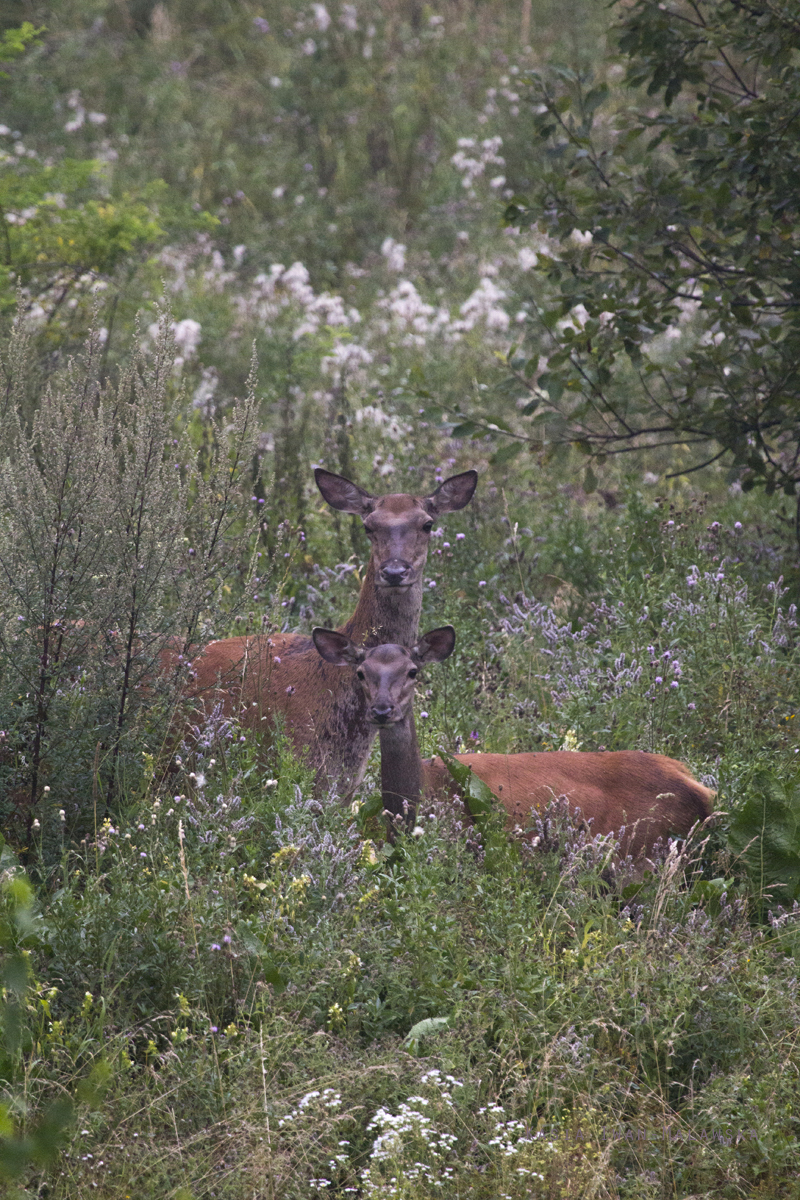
[0, 315, 260, 847]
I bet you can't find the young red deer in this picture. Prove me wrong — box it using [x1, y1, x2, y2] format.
[311, 627, 712, 853]
[312, 624, 456, 837]
[183, 468, 476, 793]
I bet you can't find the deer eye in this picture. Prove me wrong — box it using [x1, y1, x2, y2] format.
[408, 668, 417, 679]
[422, 521, 433, 533]
[357, 670, 365, 681]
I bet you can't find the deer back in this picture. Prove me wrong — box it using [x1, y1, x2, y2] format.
[423, 750, 712, 858]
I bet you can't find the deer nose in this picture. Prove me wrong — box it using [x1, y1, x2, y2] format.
[370, 703, 394, 724]
[379, 560, 412, 587]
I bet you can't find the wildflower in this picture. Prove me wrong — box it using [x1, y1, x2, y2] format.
[43, 785, 50, 793]
[479, 580, 486, 587]
[428, 579, 436, 588]
[456, 532, 465, 540]
[655, 676, 663, 684]
[222, 934, 232, 945]
[688, 702, 696, 710]
[211, 943, 221, 951]
[412, 826, 425, 837]
[59, 809, 66, 822]
[253, 16, 269, 32]
[734, 521, 742, 530]
[671, 680, 679, 688]
[420, 711, 429, 719]
[32, 818, 40, 830]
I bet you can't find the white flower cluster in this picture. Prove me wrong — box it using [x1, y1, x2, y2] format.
[277, 1086, 342, 1128]
[359, 1069, 463, 1195]
[63, 89, 107, 133]
[450, 135, 505, 192]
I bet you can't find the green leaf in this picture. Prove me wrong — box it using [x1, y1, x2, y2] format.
[437, 750, 498, 823]
[727, 771, 800, 904]
[403, 1016, 450, 1054]
[491, 441, 523, 465]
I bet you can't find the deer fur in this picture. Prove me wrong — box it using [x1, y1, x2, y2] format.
[423, 750, 712, 858]
[182, 469, 476, 793]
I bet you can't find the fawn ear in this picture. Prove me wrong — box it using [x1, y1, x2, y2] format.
[425, 470, 478, 514]
[412, 625, 456, 664]
[315, 468, 375, 515]
[312, 628, 365, 666]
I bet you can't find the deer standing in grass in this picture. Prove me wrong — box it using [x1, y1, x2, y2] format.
[312, 627, 712, 852]
[184, 468, 476, 793]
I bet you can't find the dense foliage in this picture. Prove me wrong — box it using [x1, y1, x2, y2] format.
[1, 2, 800, 1198]
[493, 1, 800, 532]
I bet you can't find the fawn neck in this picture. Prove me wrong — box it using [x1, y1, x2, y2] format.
[379, 710, 422, 834]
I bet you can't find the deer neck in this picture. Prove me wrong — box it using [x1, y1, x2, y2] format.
[379, 711, 421, 833]
[341, 556, 423, 649]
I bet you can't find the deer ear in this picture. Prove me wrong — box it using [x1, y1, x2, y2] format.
[315, 468, 375, 515]
[425, 469, 478, 514]
[412, 625, 456, 664]
[312, 628, 365, 666]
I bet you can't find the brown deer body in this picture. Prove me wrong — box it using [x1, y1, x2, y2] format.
[184, 469, 476, 793]
[423, 750, 712, 858]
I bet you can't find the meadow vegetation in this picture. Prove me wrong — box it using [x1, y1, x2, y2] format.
[1, 1, 800, 1197]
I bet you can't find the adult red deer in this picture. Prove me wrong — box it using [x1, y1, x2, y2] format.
[311, 627, 712, 853]
[185, 468, 476, 793]
[312, 624, 456, 837]
[423, 750, 712, 859]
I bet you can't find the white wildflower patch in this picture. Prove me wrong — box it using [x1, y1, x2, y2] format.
[381, 237, 406, 273]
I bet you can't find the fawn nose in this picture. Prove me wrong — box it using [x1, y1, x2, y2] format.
[370, 703, 394, 724]
[379, 560, 412, 587]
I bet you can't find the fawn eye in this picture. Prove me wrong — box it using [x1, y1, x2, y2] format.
[357, 670, 365, 681]
[422, 521, 433, 533]
[408, 668, 417, 679]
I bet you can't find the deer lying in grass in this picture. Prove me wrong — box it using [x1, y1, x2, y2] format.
[312, 628, 712, 853]
[183, 468, 476, 794]
[422, 750, 712, 859]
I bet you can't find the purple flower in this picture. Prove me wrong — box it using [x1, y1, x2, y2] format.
[428, 580, 436, 588]
[456, 532, 465, 541]
[688, 703, 696, 711]
[210, 1025, 219, 1033]
[140, 852, 147, 858]
[223, 934, 232, 945]
[655, 676, 663, 684]
[253, 17, 270, 32]
[469, 730, 480, 741]
[670, 680, 679, 689]
[211, 943, 221, 951]
[734, 521, 742, 531]
[478, 580, 486, 587]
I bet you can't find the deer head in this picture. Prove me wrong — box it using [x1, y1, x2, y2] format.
[312, 625, 456, 725]
[315, 468, 477, 589]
